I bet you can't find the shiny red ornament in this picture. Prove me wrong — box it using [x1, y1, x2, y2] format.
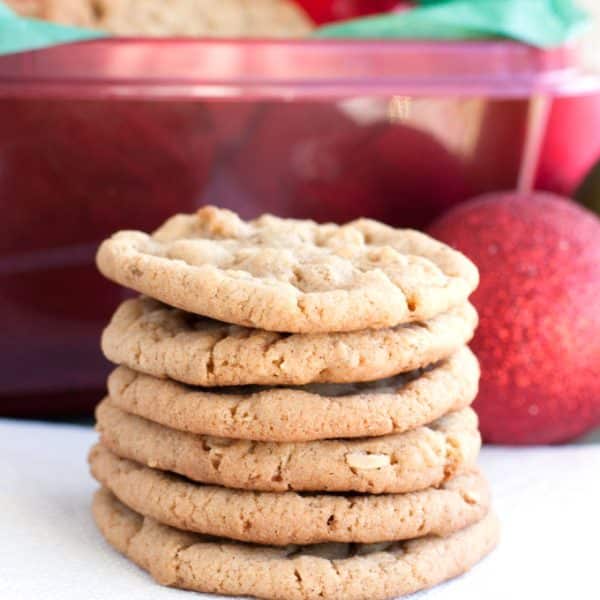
[428, 192, 600, 444]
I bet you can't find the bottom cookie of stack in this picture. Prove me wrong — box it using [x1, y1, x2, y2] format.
[93, 487, 499, 600]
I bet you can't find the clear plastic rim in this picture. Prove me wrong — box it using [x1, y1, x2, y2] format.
[0, 38, 598, 99]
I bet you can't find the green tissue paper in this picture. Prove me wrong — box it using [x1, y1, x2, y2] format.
[315, 0, 589, 48]
[0, 2, 106, 55]
[0, 0, 590, 56]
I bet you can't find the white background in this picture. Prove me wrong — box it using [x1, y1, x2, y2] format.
[1, 419, 599, 600]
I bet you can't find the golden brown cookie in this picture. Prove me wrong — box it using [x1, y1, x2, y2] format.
[106, 346, 479, 442]
[96, 401, 481, 494]
[90, 444, 491, 546]
[96, 206, 479, 333]
[41, 0, 313, 37]
[93, 488, 499, 600]
[102, 296, 478, 386]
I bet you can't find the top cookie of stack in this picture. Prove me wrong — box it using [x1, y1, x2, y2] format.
[98, 205, 478, 334]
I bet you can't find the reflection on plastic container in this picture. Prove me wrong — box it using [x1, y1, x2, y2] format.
[0, 39, 598, 415]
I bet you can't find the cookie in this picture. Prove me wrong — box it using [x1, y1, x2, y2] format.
[96, 402, 480, 493]
[107, 346, 479, 442]
[102, 296, 478, 386]
[93, 489, 499, 600]
[41, 0, 313, 37]
[96, 206, 479, 333]
[90, 444, 490, 546]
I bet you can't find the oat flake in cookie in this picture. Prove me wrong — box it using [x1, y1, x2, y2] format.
[96, 206, 479, 333]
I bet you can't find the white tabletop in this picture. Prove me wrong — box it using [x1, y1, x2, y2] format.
[1, 418, 599, 600]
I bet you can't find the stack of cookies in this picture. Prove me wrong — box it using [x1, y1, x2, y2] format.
[90, 206, 499, 600]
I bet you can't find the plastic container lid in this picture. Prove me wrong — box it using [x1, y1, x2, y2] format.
[0, 38, 598, 100]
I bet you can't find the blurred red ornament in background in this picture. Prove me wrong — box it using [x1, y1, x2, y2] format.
[228, 102, 468, 228]
[428, 192, 600, 444]
[536, 94, 600, 198]
[295, 0, 403, 24]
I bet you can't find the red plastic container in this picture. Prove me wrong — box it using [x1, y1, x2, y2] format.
[1, 39, 599, 416]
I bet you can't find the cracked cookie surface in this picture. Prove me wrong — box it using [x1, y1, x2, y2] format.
[102, 296, 478, 386]
[107, 346, 479, 442]
[96, 206, 479, 333]
[96, 401, 481, 494]
[93, 489, 499, 600]
[90, 444, 490, 546]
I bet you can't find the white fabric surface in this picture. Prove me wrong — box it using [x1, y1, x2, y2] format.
[1, 418, 599, 600]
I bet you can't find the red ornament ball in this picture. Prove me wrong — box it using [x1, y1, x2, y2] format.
[428, 192, 600, 444]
